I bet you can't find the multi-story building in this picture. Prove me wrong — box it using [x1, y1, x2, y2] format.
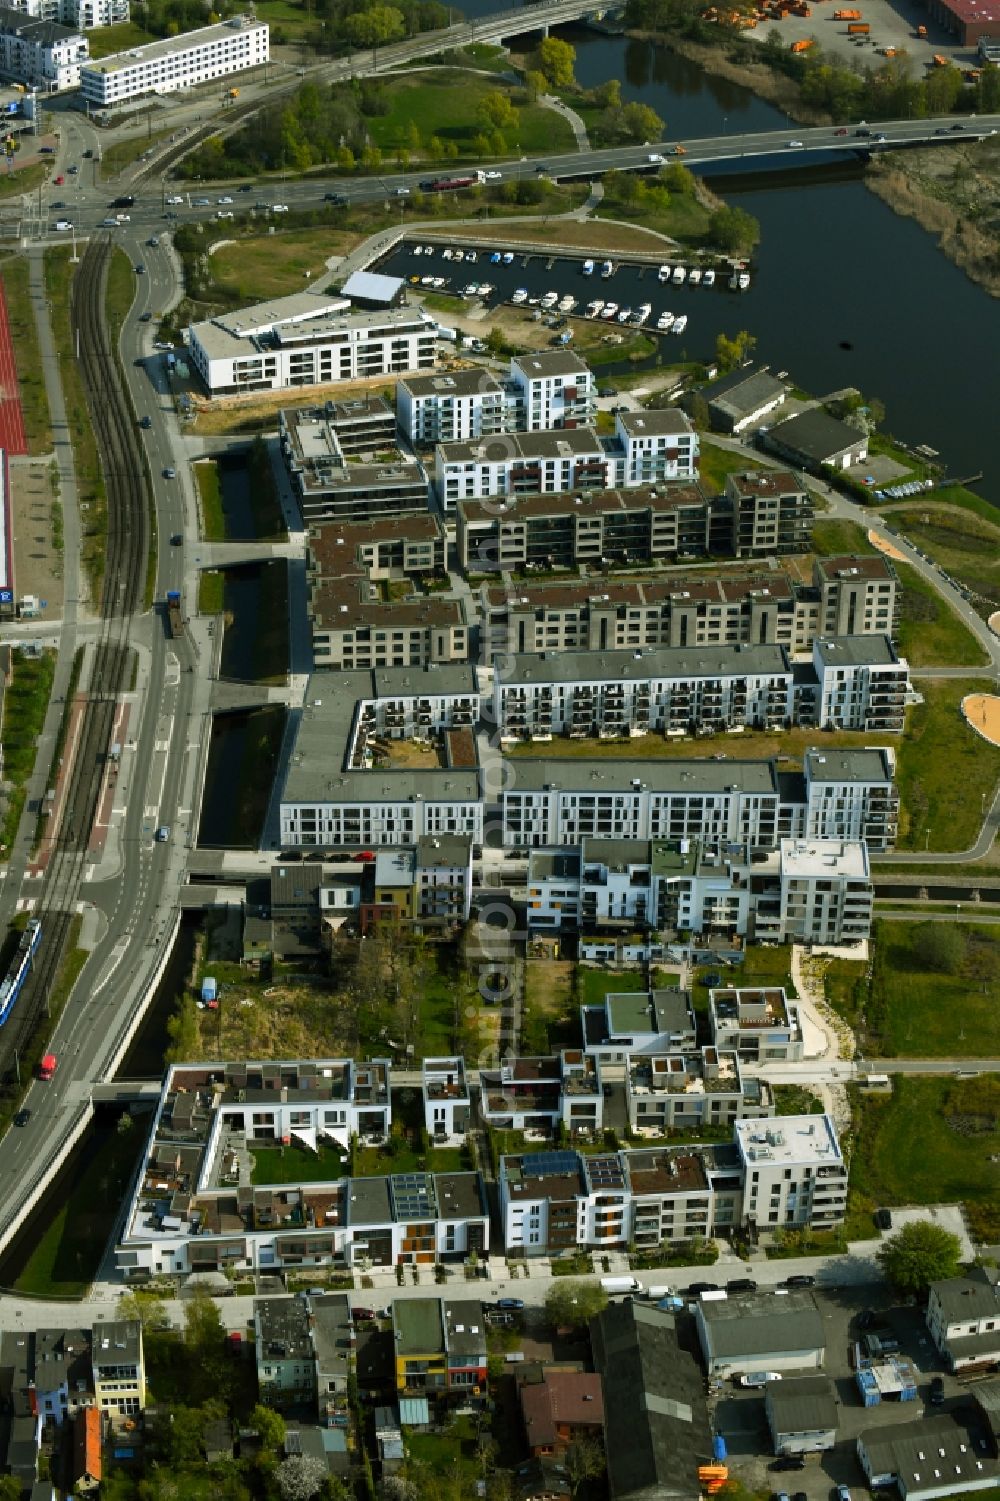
[735, 1115, 848, 1232]
[280, 399, 429, 523]
[480, 554, 897, 662]
[613, 408, 699, 486]
[255, 1297, 317, 1410]
[754, 838, 873, 948]
[508, 351, 598, 432]
[91, 1321, 145, 1418]
[422, 1057, 472, 1145]
[479, 1050, 604, 1136]
[311, 1293, 354, 1428]
[392, 1299, 488, 1397]
[397, 368, 511, 445]
[723, 470, 813, 557]
[625, 1048, 773, 1135]
[926, 1268, 1000, 1372]
[309, 575, 467, 671]
[116, 1063, 490, 1277]
[363, 835, 474, 932]
[709, 987, 805, 1063]
[0, 6, 87, 88]
[802, 747, 898, 850]
[81, 13, 266, 106]
[437, 427, 611, 511]
[581, 988, 698, 1061]
[349, 665, 479, 744]
[308, 515, 446, 583]
[12, 0, 127, 26]
[812, 636, 909, 733]
[186, 291, 436, 396]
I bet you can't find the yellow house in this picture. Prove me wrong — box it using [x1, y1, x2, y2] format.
[92, 1320, 146, 1418]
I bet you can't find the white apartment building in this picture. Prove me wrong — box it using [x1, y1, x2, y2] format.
[397, 368, 510, 445]
[423, 1058, 472, 1145]
[351, 665, 479, 744]
[614, 408, 699, 486]
[625, 1048, 773, 1135]
[10, 0, 127, 26]
[926, 1268, 1000, 1371]
[0, 7, 87, 88]
[812, 636, 909, 733]
[81, 13, 267, 105]
[709, 987, 805, 1063]
[508, 351, 597, 431]
[755, 838, 874, 948]
[186, 288, 436, 396]
[735, 1115, 848, 1232]
[581, 988, 698, 1061]
[479, 1050, 604, 1135]
[803, 747, 898, 850]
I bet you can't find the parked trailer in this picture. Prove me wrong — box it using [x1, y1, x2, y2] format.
[166, 589, 184, 639]
[790, 37, 814, 49]
[847, 22, 870, 32]
[833, 8, 862, 18]
[0, 918, 41, 1028]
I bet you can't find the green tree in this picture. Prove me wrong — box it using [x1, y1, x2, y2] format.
[478, 88, 519, 130]
[715, 328, 757, 372]
[344, 4, 405, 58]
[911, 921, 965, 974]
[708, 203, 760, 252]
[404, 118, 422, 151]
[924, 60, 963, 113]
[544, 1279, 608, 1330]
[620, 100, 665, 141]
[687, 390, 711, 429]
[0, 1479, 23, 1501]
[361, 142, 383, 170]
[336, 144, 356, 172]
[250, 1403, 287, 1454]
[537, 35, 576, 89]
[485, 326, 508, 355]
[564, 1438, 606, 1497]
[523, 68, 548, 102]
[276, 1454, 328, 1501]
[119, 1289, 171, 1331]
[877, 1220, 962, 1294]
[591, 78, 621, 109]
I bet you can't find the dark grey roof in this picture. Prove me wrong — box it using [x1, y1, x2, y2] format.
[255, 1297, 313, 1362]
[698, 1293, 825, 1360]
[707, 367, 788, 420]
[510, 757, 780, 797]
[591, 1302, 712, 1501]
[92, 1321, 141, 1369]
[813, 635, 899, 668]
[931, 1266, 1000, 1325]
[310, 1293, 353, 1378]
[444, 1300, 487, 1358]
[502, 642, 789, 684]
[803, 748, 894, 784]
[0, 6, 80, 41]
[767, 408, 866, 463]
[972, 1377, 1000, 1437]
[859, 1415, 1000, 1491]
[767, 1375, 838, 1436]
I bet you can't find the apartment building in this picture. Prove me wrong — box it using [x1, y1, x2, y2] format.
[397, 368, 510, 445]
[81, 13, 266, 106]
[436, 427, 610, 511]
[116, 1063, 489, 1277]
[755, 838, 874, 947]
[709, 987, 805, 1063]
[187, 291, 436, 395]
[625, 1048, 773, 1135]
[0, 6, 87, 88]
[614, 408, 700, 485]
[580, 988, 698, 1061]
[310, 575, 467, 671]
[280, 399, 429, 523]
[422, 1057, 472, 1145]
[480, 554, 897, 663]
[812, 636, 909, 733]
[509, 351, 598, 431]
[479, 1050, 604, 1135]
[362, 835, 474, 931]
[735, 1115, 848, 1232]
[91, 1322, 145, 1418]
[11, 0, 126, 26]
[803, 747, 898, 850]
[926, 1268, 1000, 1372]
[350, 665, 479, 743]
[392, 1299, 488, 1397]
[308, 514, 446, 583]
[724, 470, 813, 557]
[255, 1297, 316, 1409]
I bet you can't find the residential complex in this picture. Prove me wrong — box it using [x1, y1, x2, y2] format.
[11, 0, 127, 26]
[81, 13, 267, 106]
[709, 986, 805, 1062]
[279, 397, 430, 524]
[0, 5, 87, 88]
[479, 1050, 605, 1135]
[392, 1298, 488, 1397]
[396, 351, 598, 446]
[625, 1048, 773, 1135]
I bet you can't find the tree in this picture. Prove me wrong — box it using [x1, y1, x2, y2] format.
[544, 1279, 608, 1330]
[276, 1454, 328, 1501]
[0, 1479, 23, 1501]
[485, 325, 508, 355]
[250, 1403, 286, 1454]
[715, 328, 757, 373]
[877, 1220, 962, 1294]
[708, 203, 760, 253]
[564, 1438, 606, 1496]
[119, 1289, 171, 1331]
[344, 4, 405, 58]
[523, 68, 548, 102]
[478, 89, 519, 131]
[537, 35, 576, 89]
[912, 920, 965, 974]
[620, 100, 665, 141]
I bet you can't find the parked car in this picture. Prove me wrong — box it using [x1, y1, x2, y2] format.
[140, 415, 152, 429]
[688, 1282, 720, 1296]
[727, 1279, 758, 1295]
[741, 1371, 782, 1388]
[930, 1376, 945, 1406]
[13, 1109, 30, 1127]
[163, 467, 176, 478]
[770, 1458, 806, 1473]
[783, 1274, 815, 1289]
[139, 311, 152, 322]
[496, 1298, 524, 1311]
[836, 1487, 852, 1501]
[833, 126, 849, 135]
[324, 192, 348, 205]
[352, 1307, 377, 1322]
[856, 1308, 878, 1331]
[485, 169, 502, 179]
[874, 1208, 892, 1230]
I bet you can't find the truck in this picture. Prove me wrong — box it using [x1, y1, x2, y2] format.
[166, 589, 183, 638]
[201, 976, 219, 1010]
[600, 1276, 641, 1295]
[916, 22, 927, 34]
[423, 171, 486, 192]
[833, 8, 862, 17]
[110, 194, 135, 208]
[642, 1284, 676, 1300]
[39, 1053, 57, 1080]
[847, 22, 870, 33]
[790, 37, 814, 49]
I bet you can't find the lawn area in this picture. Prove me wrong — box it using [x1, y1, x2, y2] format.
[773, 1083, 824, 1116]
[355, 1143, 466, 1176]
[894, 677, 1000, 851]
[186, 967, 357, 1061]
[596, 173, 712, 248]
[739, 944, 795, 989]
[198, 569, 224, 614]
[365, 70, 575, 161]
[105, 246, 136, 344]
[883, 505, 1000, 631]
[0, 163, 45, 199]
[850, 1075, 1000, 1242]
[206, 226, 358, 306]
[868, 919, 1000, 1058]
[101, 127, 173, 177]
[1, 257, 50, 453]
[507, 723, 874, 763]
[195, 460, 225, 540]
[85, 18, 154, 55]
[522, 958, 576, 1053]
[584, 332, 657, 367]
[697, 439, 765, 495]
[580, 966, 646, 1008]
[405, 1414, 480, 1487]
[893, 560, 988, 668]
[811, 517, 876, 556]
[821, 954, 867, 1029]
[0, 649, 56, 853]
[250, 1141, 347, 1185]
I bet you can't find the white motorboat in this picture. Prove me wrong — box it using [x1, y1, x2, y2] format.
[672, 265, 686, 285]
[658, 264, 671, 282]
[702, 269, 715, 287]
[502, 252, 514, 264]
[582, 259, 595, 275]
[462, 282, 479, 296]
[656, 311, 674, 330]
[432, 276, 445, 288]
[512, 287, 528, 304]
[477, 282, 494, 297]
[602, 301, 619, 319]
[672, 313, 688, 334]
[738, 271, 751, 291]
[466, 250, 478, 262]
[421, 275, 434, 285]
[558, 295, 576, 313]
[442, 248, 453, 260]
[541, 291, 559, 309]
[601, 260, 614, 278]
[424, 245, 434, 256]
[635, 303, 652, 325]
[617, 306, 633, 323]
[453, 249, 464, 262]
[688, 268, 702, 286]
[585, 299, 604, 317]
[413, 246, 423, 257]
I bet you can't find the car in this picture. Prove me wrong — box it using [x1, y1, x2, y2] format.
[217, 195, 234, 204]
[687, 1282, 720, 1296]
[727, 1278, 758, 1295]
[156, 825, 170, 842]
[394, 186, 410, 196]
[836, 1487, 852, 1501]
[83, 148, 93, 158]
[950, 122, 965, 131]
[935, 126, 950, 135]
[855, 127, 871, 137]
[163, 467, 176, 479]
[774, 1490, 791, 1501]
[485, 169, 502, 179]
[930, 1376, 945, 1405]
[13, 1109, 30, 1127]
[193, 197, 211, 207]
[783, 1274, 815, 1288]
[741, 1371, 782, 1388]
[68, 164, 78, 174]
[856, 1308, 878, 1331]
[166, 194, 185, 205]
[792, 1491, 807, 1501]
[496, 1298, 525, 1311]
[139, 415, 152, 429]
[135, 263, 145, 274]
[786, 139, 804, 148]
[874, 133, 887, 143]
[216, 210, 234, 219]
[647, 151, 665, 164]
[148, 236, 159, 247]
[273, 203, 289, 213]
[770, 1458, 806, 1473]
[239, 184, 253, 192]
[54, 173, 65, 185]
[833, 126, 849, 135]
[139, 311, 152, 322]
[170, 533, 182, 545]
[352, 1307, 377, 1321]
[325, 192, 348, 204]
[116, 213, 131, 222]
[535, 162, 549, 173]
[101, 217, 119, 227]
[874, 1207, 892, 1230]
[54, 219, 73, 232]
[39, 145, 55, 154]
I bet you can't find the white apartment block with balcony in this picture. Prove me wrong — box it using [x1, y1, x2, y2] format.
[435, 427, 611, 511]
[752, 839, 874, 948]
[581, 988, 698, 1062]
[508, 351, 598, 431]
[479, 1050, 604, 1136]
[81, 13, 267, 105]
[351, 665, 480, 743]
[736, 1115, 848, 1232]
[422, 1058, 472, 1145]
[0, 7, 87, 88]
[613, 408, 699, 486]
[803, 748, 898, 851]
[812, 636, 910, 733]
[710, 987, 805, 1063]
[18, 0, 128, 25]
[626, 1048, 774, 1135]
[396, 368, 511, 445]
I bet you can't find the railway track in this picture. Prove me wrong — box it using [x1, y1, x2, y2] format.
[0, 236, 150, 1086]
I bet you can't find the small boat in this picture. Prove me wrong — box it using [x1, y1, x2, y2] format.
[658, 264, 671, 282]
[738, 271, 751, 291]
[672, 313, 688, 334]
[490, 251, 501, 263]
[602, 301, 619, 319]
[688, 268, 702, 286]
[466, 249, 478, 263]
[453, 249, 464, 262]
[432, 276, 445, 288]
[409, 274, 421, 284]
[617, 306, 632, 323]
[511, 287, 528, 304]
[582, 259, 595, 276]
[634, 302, 652, 325]
[424, 245, 434, 256]
[600, 260, 614, 278]
[541, 291, 559, 309]
[702, 269, 715, 287]
[672, 265, 686, 285]
[442, 248, 453, 261]
[462, 282, 479, 296]
[656, 311, 674, 331]
[413, 246, 423, 257]
[586, 299, 604, 317]
[558, 295, 576, 313]
[527, 295, 540, 305]
[502, 252, 514, 264]
[421, 275, 434, 285]
[477, 282, 494, 297]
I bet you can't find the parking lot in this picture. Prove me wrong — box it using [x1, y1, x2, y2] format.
[762, 0, 981, 77]
[713, 1287, 974, 1500]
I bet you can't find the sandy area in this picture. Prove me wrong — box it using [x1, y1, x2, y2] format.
[962, 694, 1000, 749]
[10, 457, 64, 616]
[868, 529, 908, 563]
[989, 611, 1000, 637]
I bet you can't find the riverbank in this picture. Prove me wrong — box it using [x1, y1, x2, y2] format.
[627, 29, 824, 127]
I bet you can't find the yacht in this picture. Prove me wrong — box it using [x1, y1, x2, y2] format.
[421, 275, 435, 286]
[738, 270, 751, 291]
[558, 295, 576, 313]
[617, 306, 633, 323]
[672, 313, 688, 334]
[672, 265, 686, 285]
[423, 245, 434, 256]
[432, 276, 445, 288]
[658, 264, 671, 282]
[477, 282, 494, 298]
[502, 252, 514, 264]
[582, 259, 595, 275]
[442, 248, 453, 261]
[688, 267, 702, 286]
[602, 301, 619, 319]
[490, 251, 501, 263]
[462, 282, 479, 297]
[656, 311, 674, 330]
[585, 299, 604, 317]
[635, 303, 652, 325]
[702, 268, 715, 287]
[511, 287, 528, 304]
[541, 290, 559, 309]
[413, 245, 423, 257]
[453, 249, 464, 262]
[600, 259, 614, 278]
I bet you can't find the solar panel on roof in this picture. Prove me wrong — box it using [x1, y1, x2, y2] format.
[521, 1151, 579, 1179]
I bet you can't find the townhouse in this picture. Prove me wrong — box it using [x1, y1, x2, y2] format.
[361, 835, 474, 931]
[926, 1268, 1000, 1372]
[253, 1293, 353, 1426]
[91, 1321, 145, 1418]
[116, 1062, 490, 1277]
[709, 986, 805, 1063]
[422, 1057, 472, 1145]
[81, 13, 266, 106]
[479, 1050, 604, 1135]
[0, 6, 87, 88]
[625, 1048, 773, 1135]
[735, 1115, 848, 1233]
[580, 988, 699, 1061]
[480, 553, 897, 663]
[519, 1370, 604, 1458]
[392, 1299, 488, 1397]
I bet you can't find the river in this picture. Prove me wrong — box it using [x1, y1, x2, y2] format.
[410, 17, 1000, 500]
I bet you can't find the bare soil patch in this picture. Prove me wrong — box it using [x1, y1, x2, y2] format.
[10, 459, 64, 616]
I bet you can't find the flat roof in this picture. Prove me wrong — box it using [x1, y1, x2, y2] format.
[511, 350, 591, 380]
[444, 1300, 486, 1357]
[440, 427, 602, 466]
[803, 747, 894, 783]
[814, 553, 896, 583]
[311, 575, 460, 631]
[83, 12, 266, 71]
[394, 1298, 444, 1356]
[502, 641, 789, 684]
[340, 270, 405, 303]
[606, 988, 695, 1038]
[460, 481, 708, 525]
[616, 408, 694, 438]
[508, 757, 780, 796]
[813, 634, 900, 668]
[735, 1114, 843, 1168]
[309, 514, 443, 569]
[780, 837, 869, 880]
[399, 368, 503, 398]
[698, 1293, 825, 1358]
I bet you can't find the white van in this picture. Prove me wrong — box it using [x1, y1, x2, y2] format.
[54, 219, 73, 232]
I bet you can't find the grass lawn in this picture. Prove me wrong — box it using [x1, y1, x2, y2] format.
[1, 258, 51, 453]
[199, 569, 224, 614]
[0, 650, 56, 853]
[0, 163, 45, 199]
[195, 460, 225, 540]
[86, 18, 154, 55]
[507, 723, 875, 763]
[596, 179, 711, 247]
[869, 919, 1000, 1058]
[739, 944, 795, 989]
[810, 517, 876, 556]
[883, 505, 1000, 632]
[580, 966, 646, 1009]
[365, 71, 575, 161]
[893, 560, 988, 668]
[206, 226, 358, 307]
[101, 127, 173, 177]
[893, 677, 1000, 851]
[850, 1076, 1000, 1242]
[522, 958, 576, 1053]
[250, 1141, 346, 1184]
[105, 246, 136, 345]
[355, 1144, 466, 1176]
[822, 955, 867, 1028]
[697, 439, 765, 494]
[773, 1083, 824, 1116]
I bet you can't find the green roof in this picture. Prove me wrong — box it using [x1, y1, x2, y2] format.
[394, 1298, 444, 1356]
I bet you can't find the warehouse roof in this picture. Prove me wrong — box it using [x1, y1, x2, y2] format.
[767, 408, 866, 463]
[767, 1375, 838, 1436]
[697, 1292, 825, 1360]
